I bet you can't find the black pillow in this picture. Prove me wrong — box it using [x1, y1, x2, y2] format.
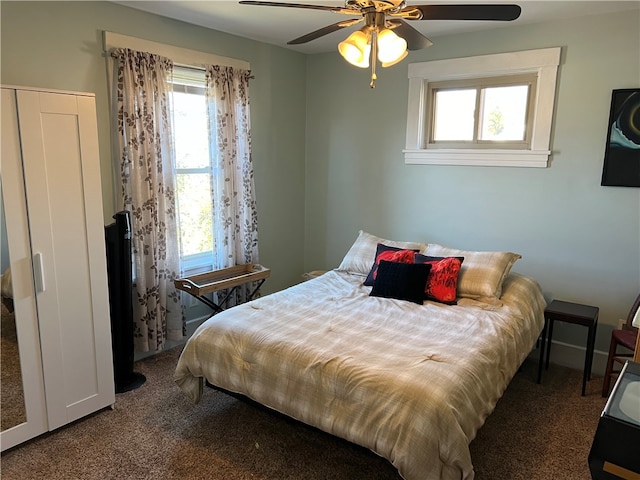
[370, 260, 432, 305]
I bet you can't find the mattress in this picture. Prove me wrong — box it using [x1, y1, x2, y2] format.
[175, 269, 546, 480]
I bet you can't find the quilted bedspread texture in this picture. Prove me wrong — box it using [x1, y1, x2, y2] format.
[175, 270, 546, 480]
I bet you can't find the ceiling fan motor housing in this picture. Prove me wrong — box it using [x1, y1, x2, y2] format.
[364, 11, 387, 28]
[346, 0, 407, 13]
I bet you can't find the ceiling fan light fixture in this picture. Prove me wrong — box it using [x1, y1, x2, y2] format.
[338, 30, 371, 68]
[242, 1, 524, 86]
[376, 28, 407, 65]
[381, 49, 408, 68]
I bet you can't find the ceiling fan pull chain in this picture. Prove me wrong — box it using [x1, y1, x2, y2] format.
[370, 29, 378, 88]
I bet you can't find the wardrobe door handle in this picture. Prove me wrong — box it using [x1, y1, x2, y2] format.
[33, 252, 46, 293]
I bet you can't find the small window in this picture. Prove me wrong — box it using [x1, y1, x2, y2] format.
[404, 48, 561, 167]
[428, 74, 535, 149]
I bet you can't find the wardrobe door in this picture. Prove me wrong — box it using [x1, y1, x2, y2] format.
[0, 88, 48, 451]
[16, 89, 115, 430]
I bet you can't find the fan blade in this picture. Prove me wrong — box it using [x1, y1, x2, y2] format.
[390, 19, 433, 50]
[407, 4, 521, 21]
[239, 1, 358, 16]
[287, 18, 362, 45]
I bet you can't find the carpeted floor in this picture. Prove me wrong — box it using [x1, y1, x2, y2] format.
[1, 301, 26, 431]
[1, 346, 606, 479]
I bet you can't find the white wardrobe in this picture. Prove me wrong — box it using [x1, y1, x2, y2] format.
[0, 86, 115, 451]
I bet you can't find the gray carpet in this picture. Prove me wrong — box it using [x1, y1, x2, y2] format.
[1, 346, 606, 479]
[1, 301, 26, 431]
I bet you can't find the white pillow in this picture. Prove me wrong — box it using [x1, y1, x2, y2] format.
[424, 243, 521, 300]
[337, 230, 427, 276]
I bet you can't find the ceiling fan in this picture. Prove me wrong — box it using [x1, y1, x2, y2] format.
[239, 1, 521, 87]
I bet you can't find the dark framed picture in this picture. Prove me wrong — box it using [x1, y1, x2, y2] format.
[601, 88, 640, 187]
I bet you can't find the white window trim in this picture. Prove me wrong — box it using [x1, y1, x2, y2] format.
[404, 47, 561, 168]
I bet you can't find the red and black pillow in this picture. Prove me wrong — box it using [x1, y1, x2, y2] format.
[363, 244, 464, 305]
[363, 243, 418, 287]
[414, 254, 464, 305]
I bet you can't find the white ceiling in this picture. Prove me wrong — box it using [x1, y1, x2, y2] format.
[114, 1, 640, 54]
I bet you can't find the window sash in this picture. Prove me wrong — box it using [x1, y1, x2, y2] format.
[172, 65, 206, 90]
[181, 251, 214, 275]
[171, 67, 214, 273]
[426, 74, 536, 149]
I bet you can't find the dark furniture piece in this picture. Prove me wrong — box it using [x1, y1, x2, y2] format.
[536, 317, 549, 385]
[105, 211, 146, 393]
[589, 360, 640, 479]
[540, 299, 599, 396]
[602, 293, 640, 397]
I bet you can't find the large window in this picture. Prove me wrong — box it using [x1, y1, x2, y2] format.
[404, 47, 561, 167]
[171, 67, 213, 274]
[104, 31, 252, 278]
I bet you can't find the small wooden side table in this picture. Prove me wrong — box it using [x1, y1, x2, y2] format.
[174, 264, 270, 313]
[542, 299, 599, 396]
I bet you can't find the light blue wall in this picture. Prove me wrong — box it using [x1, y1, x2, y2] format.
[0, 1, 307, 293]
[304, 10, 640, 350]
[2, 2, 639, 353]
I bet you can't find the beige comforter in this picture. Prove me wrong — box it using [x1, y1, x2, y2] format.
[175, 270, 546, 480]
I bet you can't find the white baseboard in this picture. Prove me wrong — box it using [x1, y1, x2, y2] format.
[529, 340, 608, 377]
[133, 314, 210, 362]
[185, 314, 210, 336]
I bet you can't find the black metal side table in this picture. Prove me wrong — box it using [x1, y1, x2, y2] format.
[541, 299, 599, 396]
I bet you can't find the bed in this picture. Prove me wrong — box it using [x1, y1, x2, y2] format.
[174, 231, 547, 480]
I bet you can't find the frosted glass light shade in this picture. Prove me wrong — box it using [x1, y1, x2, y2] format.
[377, 29, 407, 65]
[338, 30, 371, 68]
[381, 50, 408, 68]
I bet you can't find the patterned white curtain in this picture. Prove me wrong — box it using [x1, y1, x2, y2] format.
[112, 48, 185, 352]
[205, 66, 259, 303]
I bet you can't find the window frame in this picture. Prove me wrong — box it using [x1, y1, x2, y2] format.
[170, 68, 215, 276]
[427, 73, 536, 149]
[404, 47, 561, 167]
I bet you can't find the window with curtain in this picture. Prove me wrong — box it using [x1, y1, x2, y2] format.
[111, 45, 259, 352]
[170, 64, 259, 282]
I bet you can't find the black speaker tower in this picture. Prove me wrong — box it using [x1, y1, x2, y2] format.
[105, 211, 146, 393]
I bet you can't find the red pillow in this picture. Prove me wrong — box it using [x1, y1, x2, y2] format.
[363, 244, 417, 286]
[414, 255, 464, 304]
